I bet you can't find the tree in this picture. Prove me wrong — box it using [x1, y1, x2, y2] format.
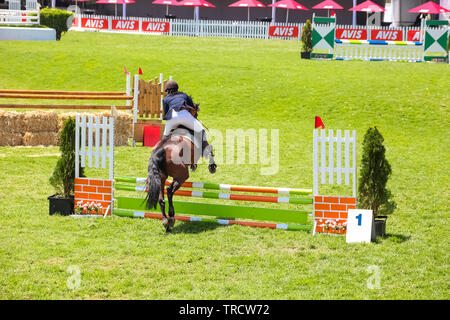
[49, 117, 84, 197]
[358, 127, 396, 217]
[301, 19, 312, 53]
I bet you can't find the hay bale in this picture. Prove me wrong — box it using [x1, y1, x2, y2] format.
[23, 111, 59, 132]
[115, 133, 130, 146]
[23, 132, 58, 146]
[0, 111, 26, 134]
[0, 132, 23, 146]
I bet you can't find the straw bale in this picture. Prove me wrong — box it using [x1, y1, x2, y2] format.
[0, 132, 23, 146]
[0, 111, 26, 133]
[23, 132, 58, 146]
[23, 111, 59, 132]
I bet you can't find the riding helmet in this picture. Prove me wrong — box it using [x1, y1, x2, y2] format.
[165, 81, 179, 92]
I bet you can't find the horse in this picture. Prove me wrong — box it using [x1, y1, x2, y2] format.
[145, 103, 217, 232]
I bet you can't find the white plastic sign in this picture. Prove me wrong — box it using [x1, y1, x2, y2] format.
[346, 209, 374, 243]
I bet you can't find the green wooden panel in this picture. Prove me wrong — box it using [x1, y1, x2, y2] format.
[117, 197, 310, 224]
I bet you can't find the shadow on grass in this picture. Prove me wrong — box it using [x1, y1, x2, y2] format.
[168, 221, 223, 234]
[383, 233, 411, 243]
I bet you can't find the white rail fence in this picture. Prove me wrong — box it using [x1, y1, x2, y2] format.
[71, 14, 435, 42]
[75, 115, 115, 180]
[0, 0, 39, 25]
[313, 129, 357, 197]
[334, 40, 424, 62]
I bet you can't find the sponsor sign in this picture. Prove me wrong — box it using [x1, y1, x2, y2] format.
[112, 19, 139, 31]
[268, 26, 299, 38]
[407, 30, 421, 41]
[142, 21, 170, 33]
[78, 18, 109, 30]
[371, 29, 403, 41]
[336, 28, 367, 40]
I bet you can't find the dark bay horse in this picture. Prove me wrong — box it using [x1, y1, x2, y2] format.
[145, 104, 216, 232]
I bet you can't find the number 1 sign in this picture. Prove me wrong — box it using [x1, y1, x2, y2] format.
[346, 209, 374, 243]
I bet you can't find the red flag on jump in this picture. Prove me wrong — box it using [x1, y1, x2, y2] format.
[331, 10, 336, 16]
[315, 116, 325, 129]
[123, 66, 129, 75]
[138, 67, 143, 75]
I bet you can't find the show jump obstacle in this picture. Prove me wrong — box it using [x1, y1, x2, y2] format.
[74, 115, 357, 234]
[311, 15, 449, 63]
[0, 72, 169, 145]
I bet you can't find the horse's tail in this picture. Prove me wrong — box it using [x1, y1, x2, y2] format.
[145, 147, 166, 210]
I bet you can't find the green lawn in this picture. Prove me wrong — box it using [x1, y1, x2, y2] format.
[0, 31, 449, 299]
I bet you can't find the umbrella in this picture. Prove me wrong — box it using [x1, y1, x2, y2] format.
[152, 0, 179, 16]
[96, 0, 135, 17]
[348, 0, 385, 25]
[312, 0, 343, 17]
[177, 0, 215, 20]
[229, 0, 266, 22]
[268, 0, 308, 23]
[408, 1, 449, 14]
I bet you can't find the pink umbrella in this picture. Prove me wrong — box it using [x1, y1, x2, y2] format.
[408, 1, 449, 14]
[348, 0, 385, 25]
[229, 0, 266, 22]
[152, 0, 179, 16]
[268, 0, 308, 23]
[178, 0, 215, 19]
[96, 0, 135, 17]
[312, 0, 343, 17]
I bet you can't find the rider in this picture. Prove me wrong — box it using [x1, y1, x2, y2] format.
[162, 80, 213, 169]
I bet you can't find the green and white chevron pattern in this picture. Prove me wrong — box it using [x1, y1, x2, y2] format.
[424, 28, 448, 61]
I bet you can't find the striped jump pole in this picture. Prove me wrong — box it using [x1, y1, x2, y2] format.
[113, 208, 312, 231]
[114, 183, 313, 205]
[115, 176, 312, 196]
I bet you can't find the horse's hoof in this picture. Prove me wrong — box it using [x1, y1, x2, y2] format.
[162, 217, 169, 228]
[168, 217, 175, 228]
[208, 163, 217, 174]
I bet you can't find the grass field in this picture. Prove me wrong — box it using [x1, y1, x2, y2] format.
[0, 31, 449, 300]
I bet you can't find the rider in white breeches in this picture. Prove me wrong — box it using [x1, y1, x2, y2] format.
[162, 81, 214, 169]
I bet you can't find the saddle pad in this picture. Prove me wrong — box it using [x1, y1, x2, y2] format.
[171, 127, 202, 150]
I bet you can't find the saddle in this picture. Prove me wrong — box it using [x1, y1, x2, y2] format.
[169, 125, 204, 151]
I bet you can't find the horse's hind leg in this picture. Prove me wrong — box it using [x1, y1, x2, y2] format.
[166, 175, 188, 230]
[159, 177, 169, 231]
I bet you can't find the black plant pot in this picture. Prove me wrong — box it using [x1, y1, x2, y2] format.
[301, 51, 311, 59]
[48, 194, 74, 216]
[374, 216, 387, 237]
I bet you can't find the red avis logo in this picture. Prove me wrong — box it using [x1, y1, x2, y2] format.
[371, 30, 403, 41]
[112, 19, 139, 31]
[336, 29, 367, 40]
[81, 18, 108, 29]
[142, 21, 170, 33]
[268, 26, 299, 38]
[407, 30, 421, 41]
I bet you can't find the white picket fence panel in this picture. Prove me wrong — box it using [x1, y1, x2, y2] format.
[313, 129, 357, 197]
[0, 9, 40, 25]
[335, 42, 424, 62]
[75, 115, 115, 180]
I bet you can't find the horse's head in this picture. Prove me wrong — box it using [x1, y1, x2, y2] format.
[192, 103, 200, 118]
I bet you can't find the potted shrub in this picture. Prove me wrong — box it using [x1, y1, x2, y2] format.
[358, 127, 396, 238]
[301, 19, 312, 59]
[48, 117, 84, 215]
